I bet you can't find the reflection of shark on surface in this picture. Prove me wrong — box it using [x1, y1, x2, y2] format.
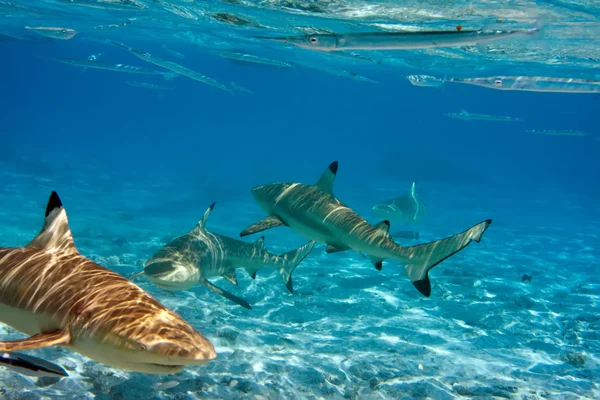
[0, 191, 216, 374]
[445, 109, 522, 122]
[240, 162, 492, 297]
[143, 203, 315, 309]
[372, 181, 425, 224]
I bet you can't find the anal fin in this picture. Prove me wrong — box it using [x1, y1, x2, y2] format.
[326, 244, 350, 254]
[240, 216, 286, 237]
[0, 330, 71, 352]
[369, 256, 384, 271]
[199, 278, 251, 309]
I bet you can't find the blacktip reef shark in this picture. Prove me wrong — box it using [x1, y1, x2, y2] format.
[240, 162, 491, 297]
[254, 27, 539, 52]
[446, 110, 522, 122]
[372, 181, 425, 223]
[0, 191, 216, 374]
[142, 203, 315, 309]
[1, 351, 68, 378]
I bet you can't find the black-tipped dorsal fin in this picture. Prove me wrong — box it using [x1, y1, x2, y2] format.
[193, 202, 215, 233]
[315, 161, 338, 195]
[373, 220, 391, 237]
[26, 191, 77, 255]
[254, 236, 265, 248]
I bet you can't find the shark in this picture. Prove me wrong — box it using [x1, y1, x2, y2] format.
[372, 181, 425, 223]
[143, 203, 316, 309]
[240, 162, 492, 297]
[0, 191, 216, 374]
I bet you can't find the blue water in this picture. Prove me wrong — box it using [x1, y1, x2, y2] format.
[1, 2, 600, 399]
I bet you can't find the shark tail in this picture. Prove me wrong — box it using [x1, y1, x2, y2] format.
[392, 219, 491, 297]
[277, 241, 316, 293]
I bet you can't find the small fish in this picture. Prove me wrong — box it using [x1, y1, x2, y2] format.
[111, 41, 232, 93]
[50, 58, 171, 77]
[522, 274, 532, 283]
[255, 27, 538, 52]
[526, 129, 588, 137]
[446, 110, 522, 122]
[152, 380, 179, 390]
[25, 26, 77, 40]
[126, 81, 174, 90]
[447, 76, 600, 94]
[212, 50, 292, 68]
[407, 75, 445, 87]
[0, 352, 68, 378]
[230, 81, 253, 94]
[143, 203, 315, 308]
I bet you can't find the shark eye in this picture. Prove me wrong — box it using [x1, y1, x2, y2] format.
[494, 79, 502, 86]
[309, 37, 318, 43]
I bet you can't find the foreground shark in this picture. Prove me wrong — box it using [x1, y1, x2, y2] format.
[143, 203, 315, 309]
[0, 191, 216, 374]
[240, 162, 491, 296]
[372, 181, 425, 223]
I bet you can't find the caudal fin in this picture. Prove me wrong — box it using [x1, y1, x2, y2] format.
[278, 241, 316, 293]
[396, 219, 491, 297]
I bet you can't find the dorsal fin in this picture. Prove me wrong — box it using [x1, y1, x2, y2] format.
[373, 220, 391, 237]
[254, 236, 265, 248]
[315, 161, 338, 195]
[193, 202, 215, 233]
[26, 191, 77, 255]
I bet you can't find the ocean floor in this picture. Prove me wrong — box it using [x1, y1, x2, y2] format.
[0, 163, 598, 400]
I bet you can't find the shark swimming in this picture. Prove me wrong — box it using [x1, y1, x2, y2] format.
[143, 203, 315, 309]
[0, 191, 216, 374]
[240, 162, 492, 297]
[372, 181, 425, 223]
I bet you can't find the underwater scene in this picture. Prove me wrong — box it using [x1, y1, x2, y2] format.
[1, 0, 599, 399]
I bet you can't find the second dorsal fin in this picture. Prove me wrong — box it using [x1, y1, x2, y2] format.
[26, 191, 77, 255]
[315, 161, 338, 195]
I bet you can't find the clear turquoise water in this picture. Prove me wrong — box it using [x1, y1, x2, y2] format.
[1, 1, 599, 399]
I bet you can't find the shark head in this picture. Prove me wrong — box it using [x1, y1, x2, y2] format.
[143, 258, 199, 291]
[101, 310, 217, 374]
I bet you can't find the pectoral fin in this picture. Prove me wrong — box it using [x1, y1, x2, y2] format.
[0, 330, 71, 352]
[199, 278, 252, 309]
[222, 271, 238, 285]
[240, 216, 287, 237]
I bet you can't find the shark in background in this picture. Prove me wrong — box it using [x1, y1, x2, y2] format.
[372, 181, 425, 224]
[240, 162, 491, 297]
[143, 203, 315, 309]
[0, 191, 216, 374]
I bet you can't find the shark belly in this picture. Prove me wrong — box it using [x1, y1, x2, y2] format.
[0, 303, 60, 337]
